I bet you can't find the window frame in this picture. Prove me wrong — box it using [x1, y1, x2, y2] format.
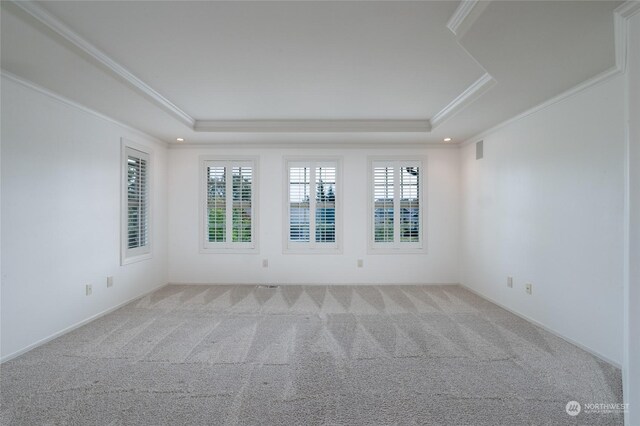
[121, 139, 152, 265]
[199, 156, 259, 254]
[283, 157, 342, 254]
[368, 157, 426, 254]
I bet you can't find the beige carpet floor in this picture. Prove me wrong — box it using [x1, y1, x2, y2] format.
[0, 284, 623, 425]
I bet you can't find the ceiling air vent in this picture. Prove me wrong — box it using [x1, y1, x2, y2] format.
[258, 284, 279, 289]
[476, 140, 484, 160]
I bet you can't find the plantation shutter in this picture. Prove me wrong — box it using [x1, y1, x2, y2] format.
[127, 149, 149, 250]
[289, 166, 311, 242]
[204, 160, 254, 249]
[373, 165, 394, 243]
[232, 166, 252, 242]
[400, 166, 419, 242]
[207, 166, 226, 242]
[372, 160, 421, 248]
[287, 161, 338, 249]
[315, 165, 336, 243]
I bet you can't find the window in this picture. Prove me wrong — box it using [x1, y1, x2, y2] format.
[370, 159, 423, 251]
[121, 143, 151, 264]
[201, 158, 257, 251]
[285, 159, 340, 252]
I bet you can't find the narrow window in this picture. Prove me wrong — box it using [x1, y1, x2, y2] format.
[202, 159, 256, 251]
[286, 160, 340, 251]
[122, 144, 151, 264]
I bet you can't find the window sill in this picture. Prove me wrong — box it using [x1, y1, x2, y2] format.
[121, 252, 152, 265]
[283, 246, 343, 255]
[367, 247, 426, 255]
[199, 247, 259, 254]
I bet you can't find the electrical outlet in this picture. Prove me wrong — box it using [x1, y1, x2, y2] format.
[507, 276, 513, 288]
[86, 284, 92, 296]
[107, 276, 114, 288]
[262, 259, 269, 268]
[525, 283, 532, 295]
[357, 259, 364, 268]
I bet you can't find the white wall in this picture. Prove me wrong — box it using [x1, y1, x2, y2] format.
[460, 74, 626, 365]
[624, 10, 640, 425]
[168, 147, 460, 284]
[0, 76, 169, 360]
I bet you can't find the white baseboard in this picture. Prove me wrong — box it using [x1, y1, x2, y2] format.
[0, 283, 169, 364]
[459, 283, 621, 369]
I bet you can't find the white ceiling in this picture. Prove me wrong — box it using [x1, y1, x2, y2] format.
[0, 0, 622, 145]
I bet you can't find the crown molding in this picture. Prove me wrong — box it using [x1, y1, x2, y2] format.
[430, 73, 495, 129]
[446, 1, 480, 36]
[460, 1, 638, 147]
[7, 0, 490, 135]
[194, 119, 431, 133]
[10, 0, 195, 128]
[1, 69, 169, 148]
[615, 1, 640, 74]
[616, 0, 640, 19]
[446, 0, 491, 38]
[459, 66, 620, 147]
[169, 141, 457, 150]
[7, 0, 486, 135]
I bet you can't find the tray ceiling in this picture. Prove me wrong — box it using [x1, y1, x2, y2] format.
[0, 0, 623, 145]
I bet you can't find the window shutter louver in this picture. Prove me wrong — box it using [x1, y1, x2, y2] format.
[374, 166, 394, 243]
[287, 160, 339, 250]
[289, 166, 311, 242]
[127, 154, 149, 249]
[122, 145, 151, 264]
[203, 160, 255, 250]
[400, 167, 419, 242]
[315, 166, 336, 243]
[207, 166, 226, 242]
[232, 166, 252, 242]
[371, 160, 422, 249]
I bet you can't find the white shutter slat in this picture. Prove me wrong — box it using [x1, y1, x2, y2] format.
[400, 166, 420, 243]
[207, 166, 226, 243]
[289, 166, 310, 242]
[287, 161, 338, 249]
[205, 161, 254, 247]
[373, 165, 394, 243]
[315, 165, 336, 243]
[371, 161, 421, 248]
[124, 147, 150, 255]
[231, 166, 252, 243]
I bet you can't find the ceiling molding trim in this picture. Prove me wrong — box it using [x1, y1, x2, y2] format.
[194, 119, 432, 133]
[615, 1, 640, 74]
[7, 0, 484, 136]
[459, 66, 620, 147]
[460, 2, 637, 147]
[10, 0, 195, 128]
[1, 69, 169, 148]
[430, 73, 495, 129]
[169, 141, 457, 150]
[446, 1, 481, 36]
